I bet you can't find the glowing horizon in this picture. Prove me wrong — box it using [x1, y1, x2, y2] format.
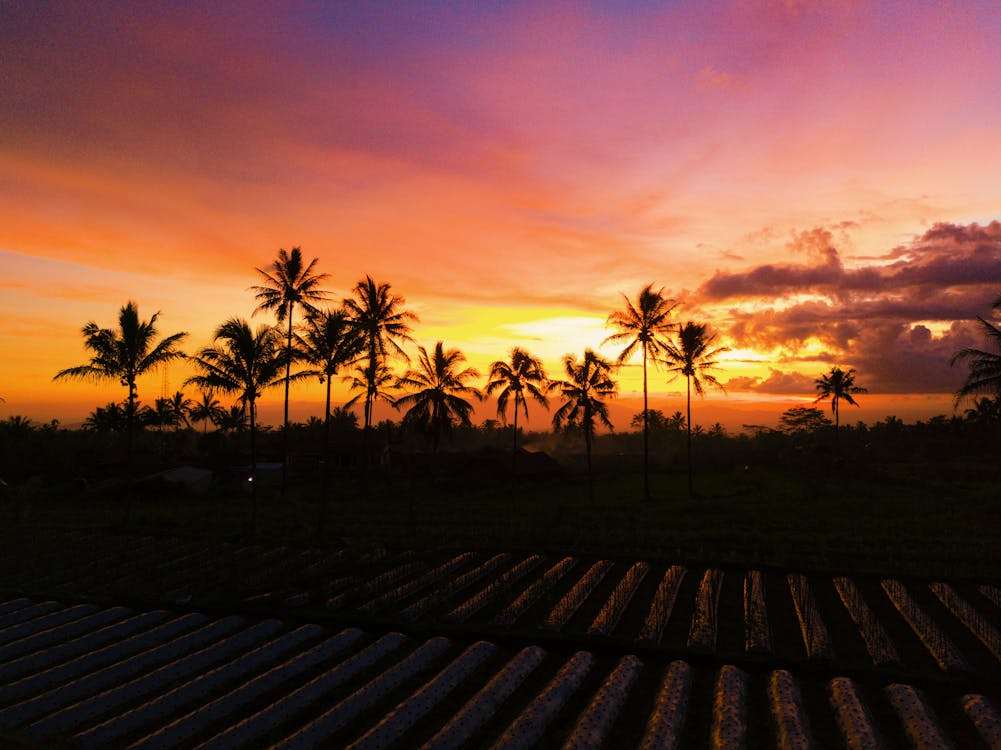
[2, 2, 999, 431]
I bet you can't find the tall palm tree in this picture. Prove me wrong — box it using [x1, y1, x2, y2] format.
[551, 349, 617, 500]
[662, 322, 729, 497]
[251, 247, 329, 488]
[395, 342, 481, 452]
[486, 347, 550, 476]
[296, 308, 363, 538]
[185, 319, 288, 532]
[54, 301, 187, 469]
[189, 390, 226, 434]
[814, 366, 867, 431]
[344, 360, 399, 429]
[951, 294, 1001, 403]
[605, 284, 676, 500]
[343, 276, 418, 431]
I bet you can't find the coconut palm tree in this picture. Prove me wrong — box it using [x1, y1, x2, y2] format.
[551, 349, 617, 500]
[814, 366, 867, 431]
[486, 347, 550, 476]
[344, 360, 398, 428]
[54, 301, 187, 470]
[185, 318, 288, 532]
[343, 276, 417, 431]
[662, 322, 729, 497]
[83, 401, 128, 432]
[605, 284, 676, 500]
[951, 294, 1001, 404]
[251, 247, 329, 489]
[395, 342, 481, 452]
[296, 308, 363, 538]
[189, 390, 226, 434]
[164, 391, 192, 431]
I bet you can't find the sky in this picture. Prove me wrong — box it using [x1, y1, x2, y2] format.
[2, 1, 1000, 431]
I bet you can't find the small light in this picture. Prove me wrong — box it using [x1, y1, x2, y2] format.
[247, 475, 254, 483]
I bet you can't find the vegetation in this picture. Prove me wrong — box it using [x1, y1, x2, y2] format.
[551, 349, 617, 501]
[53, 301, 188, 469]
[951, 293, 1001, 403]
[486, 347, 550, 476]
[605, 283, 676, 501]
[661, 321, 729, 497]
[814, 366, 867, 432]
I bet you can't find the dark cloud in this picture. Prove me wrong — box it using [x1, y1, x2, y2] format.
[725, 368, 817, 395]
[703, 220, 1001, 394]
[700, 220, 1001, 302]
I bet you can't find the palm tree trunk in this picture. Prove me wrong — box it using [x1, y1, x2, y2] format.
[124, 383, 137, 526]
[249, 399, 259, 535]
[512, 405, 519, 479]
[686, 375, 693, 498]
[642, 344, 649, 501]
[282, 310, 293, 493]
[585, 400, 593, 502]
[318, 375, 332, 540]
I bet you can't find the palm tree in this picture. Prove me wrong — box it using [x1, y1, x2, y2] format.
[395, 342, 481, 452]
[296, 308, 363, 538]
[185, 319, 287, 532]
[951, 294, 1001, 404]
[343, 276, 418, 431]
[662, 322, 729, 497]
[83, 401, 128, 432]
[344, 360, 398, 427]
[251, 247, 329, 489]
[485, 347, 550, 476]
[189, 390, 226, 434]
[814, 366, 867, 431]
[605, 284, 676, 500]
[164, 391, 192, 431]
[551, 349, 617, 500]
[54, 301, 187, 470]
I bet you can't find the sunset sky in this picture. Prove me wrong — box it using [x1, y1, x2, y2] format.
[2, 1, 1000, 430]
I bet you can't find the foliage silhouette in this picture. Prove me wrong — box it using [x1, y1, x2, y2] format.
[185, 318, 289, 532]
[54, 301, 188, 480]
[189, 390, 226, 434]
[551, 349, 617, 500]
[605, 283, 676, 500]
[814, 366, 867, 431]
[486, 347, 550, 476]
[296, 308, 363, 537]
[252, 247, 329, 489]
[662, 321, 729, 497]
[951, 294, 1001, 404]
[343, 276, 418, 433]
[395, 341, 482, 453]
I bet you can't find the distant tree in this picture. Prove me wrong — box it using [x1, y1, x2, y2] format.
[778, 405, 833, 434]
[951, 294, 1001, 404]
[295, 307, 363, 538]
[964, 396, 1001, 424]
[814, 367, 867, 432]
[252, 247, 329, 489]
[216, 404, 249, 433]
[551, 349, 617, 500]
[605, 284, 676, 500]
[343, 276, 417, 432]
[486, 347, 550, 476]
[629, 409, 685, 435]
[0, 416, 34, 436]
[185, 319, 288, 532]
[189, 391, 226, 434]
[662, 322, 729, 497]
[83, 402, 128, 432]
[344, 361, 398, 426]
[328, 405, 359, 431]
[54, 301, 187, 470]
[708, 422, 727, 437]
[395, 342, 481, 453]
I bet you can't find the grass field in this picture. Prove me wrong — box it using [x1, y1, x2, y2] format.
[5, 462, 998, 579]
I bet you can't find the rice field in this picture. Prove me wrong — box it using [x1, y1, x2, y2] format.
[1, 527, 999, 748]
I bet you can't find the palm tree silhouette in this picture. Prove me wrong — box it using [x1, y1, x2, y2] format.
[189, 390, 226, 434]
[814, 366, 867, 431]
[54, 301, 187, 472]
[296, 308, 363, 538]
[662, 322, 729, 497]
[951, 294, 1001, 404]
[185, 318, 288, 532]
[251, 247, 329, 489]
[343, 276, 418, 433]
[395, 342, 481, 453]
[486, 347, 550, 477]
[165, 391, 192, 431]
[551, 349, 617, 500]
[344, 360, 398, 429]
[605, 284, 676, 501]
